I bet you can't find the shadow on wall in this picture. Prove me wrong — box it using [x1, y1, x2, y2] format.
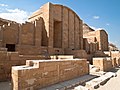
[41, 18, 48, 47]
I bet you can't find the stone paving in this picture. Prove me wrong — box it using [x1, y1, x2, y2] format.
[39, 74, 97, 90]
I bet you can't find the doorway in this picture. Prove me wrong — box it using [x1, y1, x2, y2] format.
[53, 21, 62, 48]
[6, 44, 15, 52]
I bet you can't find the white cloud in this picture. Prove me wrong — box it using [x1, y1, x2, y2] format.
[0, 8, 31, 23]
[90, 26, 104, 30]
[0, 4, 8, 7]
[93, 16, 100, 19]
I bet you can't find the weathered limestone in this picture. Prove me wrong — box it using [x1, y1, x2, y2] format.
[12, 59, 89, 90]
[0, 51, 48, 81]
[50, 55, 74, 59]
[93, 57, 112, 71]
[0, 51, 24, 81]
[86, 72, 116, 89]
[0, 2, 119, 89]
[29, 3, 83, 54]
[104, 51, 120, 66]
[83, 23, 109, 52]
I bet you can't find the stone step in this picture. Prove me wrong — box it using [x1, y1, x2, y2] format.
[40, 74, 97, 90]
[85, 72, 117, 89]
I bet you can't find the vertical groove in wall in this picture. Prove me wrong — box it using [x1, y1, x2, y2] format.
[68, 9, 70, 48]
[33, 22, 37, 46]
[18, 24, 21, 45]
[17, 24, 19, 44]
[74, 14, 75, 50]
[78, 18, 80, 49]
[79, 21, 81, 49]
[61, 6, 63, 49]
[48, 2, 51, 48]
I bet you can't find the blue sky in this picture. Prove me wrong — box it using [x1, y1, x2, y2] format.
[0, 0, 120, 48]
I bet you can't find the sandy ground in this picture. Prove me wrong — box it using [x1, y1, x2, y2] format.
[95, 67, 120, 90]
[0, 81, 11, 90]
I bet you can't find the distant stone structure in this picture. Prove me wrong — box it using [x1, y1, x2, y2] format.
[0, 2, 120, 90]
[83, 23, 108, 53]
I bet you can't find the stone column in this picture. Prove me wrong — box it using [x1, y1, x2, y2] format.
[35, 18, 42, 46]
[74, 16, 80, 49]
[68, 11, 74, 49]
[62, 7, 69, 49]
[18, 24, 22, 45]
[79, 20, 83, 49]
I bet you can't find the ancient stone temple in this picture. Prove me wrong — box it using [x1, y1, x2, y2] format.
[0, 2, 120, 90]
[83, 23, 109, 53]
[0, 2, 87, 83]
[0, 2, 85, 56]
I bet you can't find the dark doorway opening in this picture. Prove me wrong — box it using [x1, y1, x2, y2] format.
[6, 44, 15, 52]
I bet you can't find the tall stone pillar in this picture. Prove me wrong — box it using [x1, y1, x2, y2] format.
[62, 7, 69, 49]
[74, 16, 80, 50]
[18, 24, 22, 45]
[79, 20, 83, 49]
[68, 11, 74, 49]
[35, 18, 42, 47]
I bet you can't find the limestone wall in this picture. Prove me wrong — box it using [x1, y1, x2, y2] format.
[83, 29, 108, 52]
[12, 59, 89, 90]
[0, 51, 25, 81]
[28, 3, 83, 55]
[83, 23, 94, 34]
[93, 57, 112, 71]
[104, 51, 120, 66]
[20, 22, 35, 45]
[99, 30, 109, 51]
[0, 51, 48, 81]
[1, 23, 19, 46]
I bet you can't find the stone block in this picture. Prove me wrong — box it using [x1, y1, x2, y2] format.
[12, 59, 89, 90]
[93, 57, 112, 71]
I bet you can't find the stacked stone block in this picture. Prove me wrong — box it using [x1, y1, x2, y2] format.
[93, 57, 112, 71]
[12, 59, 89, 90]
[0, 51, 25, 81]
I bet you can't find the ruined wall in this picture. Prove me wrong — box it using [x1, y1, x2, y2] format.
[83, 23, 94, 34]
[28, 3, 83, 55]
[1, 23, 19, 47]
[83, 38, 98, 54]
[20, 22, 35, 45]
[28, 3, 49, 47]
[101, 30, 109, 51]
[52, 4, 83, 50]
[17, 18, 44, 55]
[93, 57, 112, 71]
[12, 59, 89, 90]
[83, 29, 108, 52]
[104, 51, 120, 66]
[0, 51, 25, 81]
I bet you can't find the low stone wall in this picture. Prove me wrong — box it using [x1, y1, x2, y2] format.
[93, 57, 112, 71]
[64, 49, 87, 58]
[0, 52, 49, 81]
[104, 51, 120, 66]
[0, 51, 25, 81]
[12, 59, 89, 90]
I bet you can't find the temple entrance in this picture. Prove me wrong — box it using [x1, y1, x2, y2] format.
[6, 44, 15, 51]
